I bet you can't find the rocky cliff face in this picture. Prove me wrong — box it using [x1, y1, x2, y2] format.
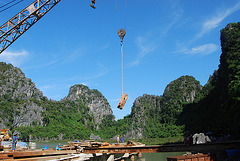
[63, 84, 114, 129]
[125, 75, 202, 139]
[12, 102, 44, 127]
[218, 23, 240, 100]
[162, 75, 203, 104]
[0, 62, 43, 100]
[0, 62, 44, 128]
[125, 94, 161, 139]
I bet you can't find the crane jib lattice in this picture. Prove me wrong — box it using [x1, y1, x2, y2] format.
[0, 0, 61, 54]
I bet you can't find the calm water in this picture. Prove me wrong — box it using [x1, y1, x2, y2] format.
[32, 142, 186, 161]
[32, 141, 68, 149]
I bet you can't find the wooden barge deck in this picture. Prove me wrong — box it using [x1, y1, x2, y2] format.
[83, 141, 240, 153]
[0, 149, 76, 160]
[0, 141, 239, 160]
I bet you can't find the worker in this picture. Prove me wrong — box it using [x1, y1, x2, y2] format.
[120, 136, 124, 143]
[42, 145, 47, 150]
[74, 139, 79, 142]
[12, 133, 18, 152]
[117, 135, 120, 144]
[55, 144, 61, 150]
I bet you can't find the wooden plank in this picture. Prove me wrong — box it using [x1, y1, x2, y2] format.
[13, 154, 75, 161]
[0, 152, 11, 158]
[12, 150, 76, 158]
[83, 141, 240, 154]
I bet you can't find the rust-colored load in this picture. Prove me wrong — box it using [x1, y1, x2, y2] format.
[117, 93, 128, 109]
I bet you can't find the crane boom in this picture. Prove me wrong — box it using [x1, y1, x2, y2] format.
[0, 0, 61, 54]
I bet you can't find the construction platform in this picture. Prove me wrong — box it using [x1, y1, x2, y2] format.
[0, 141, 239, 160]
[83, 141, 240, 154]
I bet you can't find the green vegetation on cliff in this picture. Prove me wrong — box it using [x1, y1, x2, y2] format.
[0, 95, 96, 141]
[126, 76, 201, 139]
[179, 22, 240, 139]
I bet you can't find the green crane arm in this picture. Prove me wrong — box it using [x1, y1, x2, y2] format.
[0, 0, 61, 54]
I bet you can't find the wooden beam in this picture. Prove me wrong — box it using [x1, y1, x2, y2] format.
[12, 150, 76, 158]
[83, 142, 240, 154]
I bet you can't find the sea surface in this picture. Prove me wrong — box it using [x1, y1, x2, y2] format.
[33, 141, 69, 149]
[33, 141, 186, 161]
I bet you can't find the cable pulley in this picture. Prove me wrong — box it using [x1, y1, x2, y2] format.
[90, 0, 96, 9]
[118, 29, 126, 46]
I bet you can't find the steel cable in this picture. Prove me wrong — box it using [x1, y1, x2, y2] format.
[0, 0, 18, 9]
[121, 44, 124, 94]
[116, 0, 127, 95]
[0, 0, 24, 13]
[115, 0, 127, 30]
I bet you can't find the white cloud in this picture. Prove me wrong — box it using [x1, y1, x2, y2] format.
[80, 82, 88, 86]
[159, 1, 183, 38]
[38, 83, 71, 101]
[23, 59, 59, 70]
[196, 1, 240, 38]
[130, 60, 140, 67]
[130, 1, 184, 67]
[0, 50, 29, 67]
[39, 85, 56, 91]
[176, 2, 240, 55]
[137, 37, 156, 58]
[182, 43, 219, 55]
[84, 63, 109, 80]
[130, 36, 157, 66]
[62, 47, 86, 64]
[109, 98, 120, 103]
[129, 1, 184, 67]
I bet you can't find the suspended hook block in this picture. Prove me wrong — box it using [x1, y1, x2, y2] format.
[117, 93, 128, 109]
[90, 0, 96, 9]
[118, 29, 126, 46]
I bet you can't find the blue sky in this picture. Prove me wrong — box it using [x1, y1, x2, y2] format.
[1, 0, 240, 120]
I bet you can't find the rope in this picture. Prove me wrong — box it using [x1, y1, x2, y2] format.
[115, 0, 119, 30]
[0, 0, 18, 9]
[115, 0, 127, 30]
[116, 0, 127, 95]
[124, 0, 127, 29]
[0, 0, 24, 13]
[121, 44, 124, 94]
